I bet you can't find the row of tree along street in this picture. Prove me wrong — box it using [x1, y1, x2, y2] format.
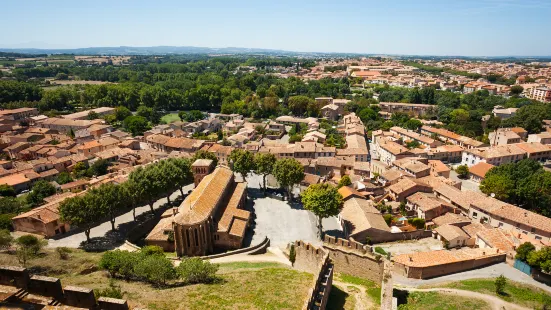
[59, 157, 193, 242]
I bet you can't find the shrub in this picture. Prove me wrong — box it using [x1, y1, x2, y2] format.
[134, 255, 177, 286]
[374, 247, 387, 256]
[410, 218, 426, 229]
[383, 214, 393, 226]
[495, 275, 507, 295]
[16, 235, 46, 255]
[0, 229, 13, 249]
[0, 214, 15, 231]
[56, 247, 71, 260]
[95, 279, 123, 299]
[140, 245, 164, 257]
[176, 257, 219, 284]
[99, 250, 137, 278]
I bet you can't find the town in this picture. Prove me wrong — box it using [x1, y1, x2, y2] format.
[1, 9, 551, 308]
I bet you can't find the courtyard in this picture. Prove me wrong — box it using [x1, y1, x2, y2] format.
[376, 237, 443, 256]
[245, 173, 342, 247]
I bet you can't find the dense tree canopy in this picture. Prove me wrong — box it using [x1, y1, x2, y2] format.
[480, 159, 551, 216]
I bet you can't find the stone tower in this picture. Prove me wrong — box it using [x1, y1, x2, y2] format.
[191, 159, 214, 186]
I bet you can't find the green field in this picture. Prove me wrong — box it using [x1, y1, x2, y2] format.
[161, 113, 180, 124]
[395, 291, 491, 310]
[435, 278, 551, 309]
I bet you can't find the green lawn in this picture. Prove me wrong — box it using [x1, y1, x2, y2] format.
[436, 278, 551, 309]
[395, 291, 491, 310]
[161, 113, 180, 124]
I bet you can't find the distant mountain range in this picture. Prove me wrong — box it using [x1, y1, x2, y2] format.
[0, 45, 351, 56]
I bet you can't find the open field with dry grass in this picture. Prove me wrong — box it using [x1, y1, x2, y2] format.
[0, 250, 312, 310]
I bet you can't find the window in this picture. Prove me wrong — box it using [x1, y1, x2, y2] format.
[472, 212, 478, 219]
[498, 222, 503, 227]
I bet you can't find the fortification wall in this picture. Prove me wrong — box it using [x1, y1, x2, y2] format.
[323, 235, 384, 283]
[0, 266, 128, 309]
[294, 241, 333, 310]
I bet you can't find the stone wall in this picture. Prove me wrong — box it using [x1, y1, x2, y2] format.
[0, 266, 128, 309]
[369, 229, 433, 244]
[294, 241, 333, 310]
[323, 236, 385, 283]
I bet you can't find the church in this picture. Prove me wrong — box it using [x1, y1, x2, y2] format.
[145, 159, 250, 256]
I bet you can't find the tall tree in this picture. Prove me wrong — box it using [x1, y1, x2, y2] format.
[254, 153, 276, 191]
[301, 183, 343, 238]
[272, 158, 304, 202]
[59, 195, 102, 243]
[229, 149, 255, 181]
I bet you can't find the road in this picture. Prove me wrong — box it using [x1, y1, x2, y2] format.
[47, 184, 194, 248]
[393, 262, 551, 293]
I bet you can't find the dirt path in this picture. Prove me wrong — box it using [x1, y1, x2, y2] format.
[332, 280, 375, 310]
[401, 287, 530, 310]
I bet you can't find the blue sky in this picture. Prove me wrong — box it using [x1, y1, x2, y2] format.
[2, 0, 550, 56]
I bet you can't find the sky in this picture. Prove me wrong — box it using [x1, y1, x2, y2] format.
[2, 0, 551, 56]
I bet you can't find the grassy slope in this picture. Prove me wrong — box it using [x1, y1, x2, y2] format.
[398, 291, 491, 310]
[327, 273, 381, 310]
[0, 250, 312, 310]
[436, 278, 551, 309]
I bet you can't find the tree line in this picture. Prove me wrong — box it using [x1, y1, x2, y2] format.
[59, 158, 193, 242]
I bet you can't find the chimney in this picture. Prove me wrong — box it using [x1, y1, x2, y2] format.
[409, 256, 413, 262]
[482, 251, 485, 255]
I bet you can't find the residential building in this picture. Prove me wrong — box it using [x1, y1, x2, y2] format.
[461, 144, 526, 167]
[468, 162, 495, 183]
[528, 132, 551, 145]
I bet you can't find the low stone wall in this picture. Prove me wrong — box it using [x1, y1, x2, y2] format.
[294, 241, 333, 310]
[370, 229, 433, 244]
[0, 265, 128, 309]
[199, 236, 270, 260]
[323, 235, 384, 283]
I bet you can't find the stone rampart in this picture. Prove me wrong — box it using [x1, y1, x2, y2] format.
[0, 266, 128, 309]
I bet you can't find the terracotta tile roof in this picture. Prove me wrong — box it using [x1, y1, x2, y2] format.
[394, 248, 502, 268]
[432, 213, 471, 226]
[406, 192, 445, 212]
[492, 204, 551, 233]
[338, 186, 364, 200]
[428, 160, 450, 173]
[340, 197, 390, 236]
[145, 210, 175, 242]
[217, 182, 249, 237]
[174, 166, 234, 225]
[461, 222, 489, 238]
[476, 228, 514, 252]
[435, 224, 469, 241]
[469, 162, 494, 178]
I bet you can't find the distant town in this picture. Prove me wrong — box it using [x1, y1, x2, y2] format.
[0, 51, 550, 309]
